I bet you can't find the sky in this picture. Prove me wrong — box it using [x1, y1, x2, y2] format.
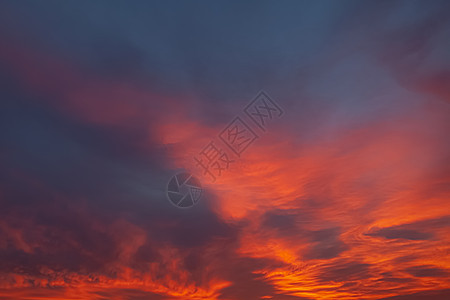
[0, 1, 449, 299]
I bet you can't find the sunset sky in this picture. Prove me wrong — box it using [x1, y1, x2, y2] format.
[1, 1, 450, 299]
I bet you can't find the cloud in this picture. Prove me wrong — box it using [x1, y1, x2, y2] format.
[0, 1, 450, 299]
[404, 265, 449, 278]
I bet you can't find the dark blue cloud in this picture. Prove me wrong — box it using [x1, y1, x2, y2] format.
[366, 216, 450, 241]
